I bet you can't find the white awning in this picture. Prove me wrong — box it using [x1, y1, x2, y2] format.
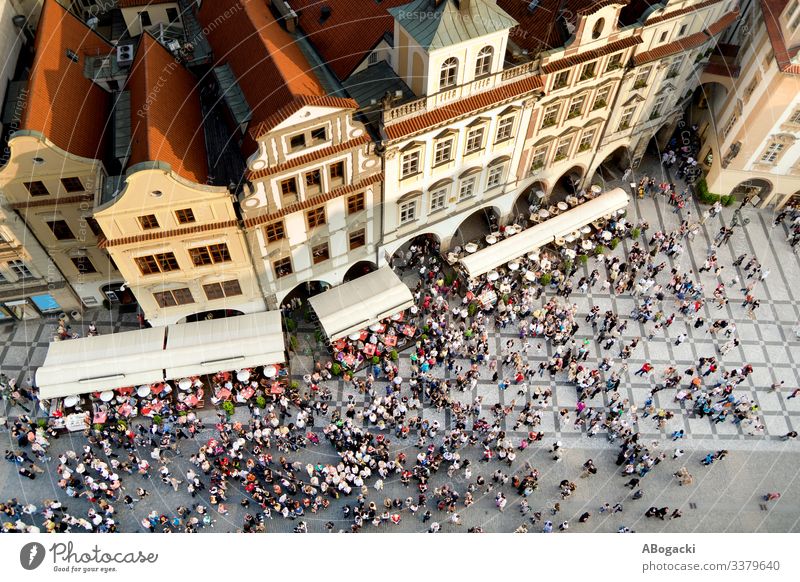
[309, 266, 414, 341]
[163, 311, 285, 379]
[36, 327, 167, 400]
[459, 188, 629, 279]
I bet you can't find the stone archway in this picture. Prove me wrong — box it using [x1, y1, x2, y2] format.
[729, 178, 773, 204]
[343, 260, 378, 282]
[592, 146, 630, 188]
[389, 233, 442, 270]
[550, 166, 585, 203]
[514, 180, 548, 220]
[280, 280, 332, 310]
[452, 206, 500, 248]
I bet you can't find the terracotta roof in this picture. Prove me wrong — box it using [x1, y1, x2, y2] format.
[199, 0, 348, 143]
[10, 194, 92, 210]
[644, 0, 724, 24]
[243, 173, 383, 228]
[290, 0, 414, 80]
[247, 94, 358, 142]
[541, 35, 642, 74]
[760, 0, 800, 75]
[496, 0, 617, 55]
[117, 0, 175, 7]
[21, 0, 113, 160]
[247, 135, 370, 181]
[127, 33, 208, 183]
[100, 219, 240, 248]
[633, 10, 739, 66]
[384, 74, 543, 141]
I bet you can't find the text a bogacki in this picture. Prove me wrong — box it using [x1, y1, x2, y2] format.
[642, 544, 696, 557]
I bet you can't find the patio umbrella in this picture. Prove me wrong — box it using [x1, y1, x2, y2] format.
[178, 379, 192, 391]
[591, 184, 602, 194]
[237, 370, 251, 383]
[137, 385, 150, 398]
[524, 271, 537, 282]
[263, 366, 278, 378]
[64, 395, 80, 408]
[99, 391, 114, 402]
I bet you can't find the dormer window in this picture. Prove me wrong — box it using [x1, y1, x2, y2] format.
[289, 134, 306, 150]
[311, 127, 327, 143]
[440, 57, 458, 90]
[475, 46, 493, 78]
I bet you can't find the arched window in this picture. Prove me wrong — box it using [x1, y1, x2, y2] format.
[592, 18, 604, 39]
[439, 57, 458, 89]
[475, 46, 493, 78]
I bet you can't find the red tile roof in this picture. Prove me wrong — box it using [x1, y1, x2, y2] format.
[247, 94, 358, 142]
[290, 0, 410, 81]
[633, 10, 739, 66]
[243, 173, 383, 228]
[127, 33, 208, 183]
[760, 0, 800, 75]
[644, 0, 724, 24]
[21, 0, 113, 160]
[199, 0, 356, 144]
[247, 135, 370, 181]
[541, 35, 642, 74]
[384, 74, 543, 141]
[497, 0, 614, 55]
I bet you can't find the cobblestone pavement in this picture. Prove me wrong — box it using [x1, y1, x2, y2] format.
[1, 154, 800, 533]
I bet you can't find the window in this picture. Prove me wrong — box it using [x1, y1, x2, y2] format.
[541, 103, 560, 128]
[154, 288, 194, 308]
[722, 114, 738, 138]
[760, 142, 784, 164]
[138, 214, 159, 230]
[659, 31, 668, 43]
[475, 46, 493, 78]
[66, 49, 79, 63]
[71, 256, 97, 274]
[311, 127, 327, 143]
[430, 187, 448, 212]
[8, 260, 34, 279]
[273, 257, 293, 279]
[330, 161, 345, 183]
[666, 56, 684, 78]
[305, 169, 322, 193]
[593, 85, 611, 109]
[349, 229, 366, 250]
[592, 18, 604, 39]
[312, 242, 330, 264]
[496, 116, 515, 142]
[633, 66, 651, 88]
[189, 243, 231, 266]
[135, 252, 179, 275]
[368, 51, 379, 65]
[618, 106, 636, 130]
[280, 177, 298, 198]
[458, 176, 476, 201]
[790, 109, 800, 124]
[60, 177, 83, 192]
[578, 128, 596, 152]
[579, 61, 596, 81]
[553, 70, 569, 89]
[399, 200, 416, 224]
[606, 53, 623, 72]
[23, 181, 49, 196]
[347, 192, 365, 214]
[46, 220, 75, 240]
[530, 146, 548, 171]
[568, 95, 586, 119]
[166, 7, 180, 22]
[679, 24, 687, 36]
[203, 279, 242, 300]
[650, 95, 666, 119]
[433, 138, 453, 165]
[553, 137, 572, 161]
[139, 11, 151, 27]
[487, 165, 504, 189]
[264, 221, 285, 242]
[744, 75, 759, 102]
[401, 150, 420, 178]
[175, 208, 196, 224]
[289, 134, 306, 150]
[85, 217, 103, 237]
[440, 57, 458, 89]
[306, 206, 326, 228]
[465, 127, 485, 154]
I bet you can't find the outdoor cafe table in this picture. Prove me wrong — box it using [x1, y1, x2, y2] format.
[363, 343, 376, 357]
[384, 335, 398, 347]
[402, 325, 417, 337]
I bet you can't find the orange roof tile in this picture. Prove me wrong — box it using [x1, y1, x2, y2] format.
[644, 0, 724, 24]
[21, 0, 112, 160]
[760, 0, 799, 75]
[199, 0, 354, 142]
[290, 0, 410, 81]
[384, 75, 543, 141]
[247, 94, 358, 142]
[633, 10, 739, 65]
[541, 36, 642, 74]
[126, 34, 207, 183]
[247, 135, 370, 181]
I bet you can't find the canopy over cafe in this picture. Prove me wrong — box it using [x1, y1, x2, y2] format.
[308, 266, 416, 372]
[460, 188, 629, 277]
[35, 311, 287, 431]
